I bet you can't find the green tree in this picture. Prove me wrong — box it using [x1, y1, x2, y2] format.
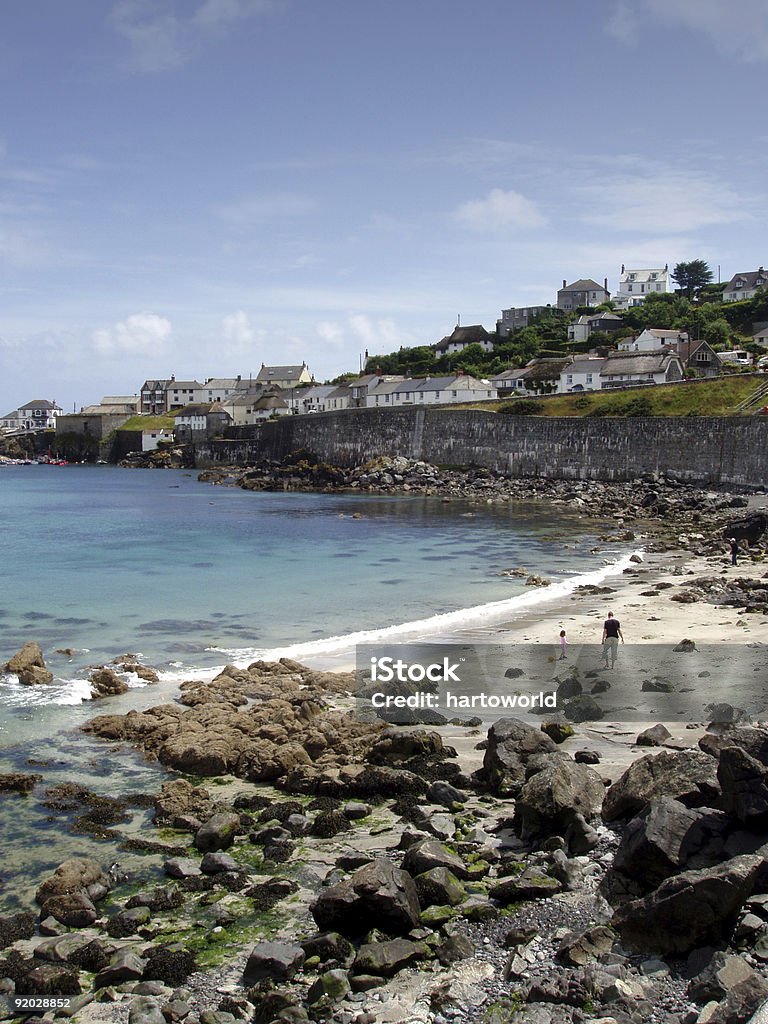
[671, 260, 714, 299]
[702, 318, 730, 347]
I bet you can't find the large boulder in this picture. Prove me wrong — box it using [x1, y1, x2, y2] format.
[602, 750, 720, 822]
[514, 753, 604, 849]
[352, 938, 428, 977]
[401, 840, 470, 880]
[479, 718, 557, 796]
[613, 853, 767, 955]
[612, 798, 730, 890]
[242, 942, 305, 984]
[4, 641, 53, 685]
[311, 858, 420, 937]
[90, 668, 129, 698]
[35, 858, 110, 905]
[41, 892, 98, 928]
[193, 812, 241, 853]
[154, 780, 213, 829]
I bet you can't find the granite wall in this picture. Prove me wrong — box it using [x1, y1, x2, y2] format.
[194, 408, 768, 488]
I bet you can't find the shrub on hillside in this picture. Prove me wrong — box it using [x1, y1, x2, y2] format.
[498, 399, 544, 416]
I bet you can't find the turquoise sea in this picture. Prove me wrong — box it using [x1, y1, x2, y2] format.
[0, 465, 634, 904]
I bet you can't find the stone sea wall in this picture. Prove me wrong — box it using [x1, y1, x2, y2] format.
[194, 408, 768, 488]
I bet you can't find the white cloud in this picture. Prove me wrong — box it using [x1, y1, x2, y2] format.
[92, 312, 172, 355]
[580, 170, 749, 234]
[605, 1, 637, 44]
[454, 188, 546, 232]
[315, 315, 407, 356]
[222, 310, 255, 347]
[111, 0, 272, 72]
[608, 0, 768, 61]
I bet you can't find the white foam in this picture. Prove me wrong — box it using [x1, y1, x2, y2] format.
[207, 550, 642, 668]
[0, 675, 94, 707]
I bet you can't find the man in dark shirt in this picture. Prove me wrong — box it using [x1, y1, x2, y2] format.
[601, 611, 624, 668]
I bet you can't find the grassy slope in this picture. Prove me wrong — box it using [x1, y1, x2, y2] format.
[460, 375, 765, 417]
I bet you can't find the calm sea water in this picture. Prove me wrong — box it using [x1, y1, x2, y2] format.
[0, 465, 633, 903]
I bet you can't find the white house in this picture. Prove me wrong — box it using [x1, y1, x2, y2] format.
[365, 380, 406, 408]
[753, 324, 768, 347]
[296, 385, 337, 414]
[559, 352, 684, 392]
[567, 316, 592, 343]
[1, 399, 62, 431]
[173, 402, 232, 440]
[600, 351, 684, 389]
[141, 428, 174, 451]
[613, 265, 671, 310]
[193, 377, 243, 404]
[324, 385, 352, 412]
[558, 358, 605, 393]
[492, 359, 572, 396]
[619, 329, 688, 352]
[164, 379, 203, 410]
[414, 375, 497, 403]
[434, 325, 494, 356]
[567, 312, 625, 343]
[723, 267, 768, 303]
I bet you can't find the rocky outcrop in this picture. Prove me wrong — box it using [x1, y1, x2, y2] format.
[90, 667, 129, 698]
[602, 749, 720, 822]
[81, 660, 384, 784]
[3, 641, 53, 685]
[514, 753, 604, 853]
[475, 717, 557, 796]
[613, 853, 767, 955]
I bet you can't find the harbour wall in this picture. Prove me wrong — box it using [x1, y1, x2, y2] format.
[194, 408, 768, 488]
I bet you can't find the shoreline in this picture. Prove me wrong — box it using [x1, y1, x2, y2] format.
[2, 474, 768, 1024]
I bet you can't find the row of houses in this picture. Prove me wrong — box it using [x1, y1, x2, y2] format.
[491, 332, 740, 397]
[497, 264, 768, 334]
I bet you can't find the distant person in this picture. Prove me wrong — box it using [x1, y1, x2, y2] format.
[559, 629, 568, 660]
[602, 611, 624, 668]
[729, 537, 739, 566]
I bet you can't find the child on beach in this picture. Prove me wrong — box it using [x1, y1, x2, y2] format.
[559, 629, 568, 659]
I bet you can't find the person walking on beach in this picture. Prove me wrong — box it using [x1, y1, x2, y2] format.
[602, 611, 623, 668]
[729, 537, 739, 566]
[559, 629, 568, 660]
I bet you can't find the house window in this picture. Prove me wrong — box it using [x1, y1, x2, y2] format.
[566, 374, 573, 385]
[586, 374, 593, 384]
[452, 391, 458, 397]
[627, 284, 633, 292]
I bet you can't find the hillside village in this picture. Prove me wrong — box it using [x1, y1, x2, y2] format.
[2, 261, 768, 460]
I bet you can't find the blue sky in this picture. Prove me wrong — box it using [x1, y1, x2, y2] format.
[1, 0, 767, 412]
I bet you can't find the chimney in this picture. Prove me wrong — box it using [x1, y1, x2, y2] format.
[563, 279, 567, 289]
[604, 278, 608, 292]
[621, 264, 625, 274]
